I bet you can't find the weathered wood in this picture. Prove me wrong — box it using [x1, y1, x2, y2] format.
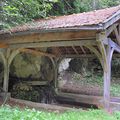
[23, 81, 48, 86]
[9, 39, 97, 49]
[9, 98, 74, 112]
[0, 42, 8, 48]
[80, 46, 86, 54]
[3, 49, 10, 92]
[72, 46, 79, 55]
[56, 92, 103, 108]
[103, 10, 120, 29]
[8, 49, 20, 66]
[84, 45, 103, 68]
[109, 38, 120, 53]
[61, 53, 120, 58]
[97, 33, 108, 71]
[1, 31, 96, 44]
[20, 48, 56, 58]
[103, 42, 113, 111]
[106, 23, 119, 37]
[114, 25, 120, 46]
[50, 58, 58, 89]
[97, 33, 113, 111]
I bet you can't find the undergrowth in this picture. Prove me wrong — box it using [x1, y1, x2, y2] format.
[0, 105, 120, 120]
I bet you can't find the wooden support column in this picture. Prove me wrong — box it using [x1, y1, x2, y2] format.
[50, 58, 58, 89]
[97, 33, 114, 111]
[103, 44, 112, 111]
[3, 49, 10, 92]
[2, 49, 20, 92]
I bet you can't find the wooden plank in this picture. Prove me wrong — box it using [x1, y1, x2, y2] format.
[0, 42, 8, 48]
[20, 48, 56, 58]
[56, 92, 103, 108]
[0, 31, 96, 44]
[9, 98, 74, 112]
[9, 40, 97, 49]
[23, 81, 48, 86]
[61, 53, 120, 58]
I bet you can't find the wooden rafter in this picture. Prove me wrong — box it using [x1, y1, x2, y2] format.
[80, 46, 86, 54]
[72, 46, 79, 55]
[20, 48, 56, 58]
[109, 38, 120, 53]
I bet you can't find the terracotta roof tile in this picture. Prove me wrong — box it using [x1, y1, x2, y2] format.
[1, 5, 120, 34]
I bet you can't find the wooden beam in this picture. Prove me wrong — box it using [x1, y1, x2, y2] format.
[109, 38, 120, 53]
[9, 40, 97, 49]
[72, 46, 79, 55]
[56, 92, 103, 108]
[80, 46, 86, 54]
[3, 49, 10, 92]
[114, 26, 120, 46]
[0, 42, 8, 48]
[97, 33, 108, 71]
[23, 81, 48, 86]
[61, 53, 120, 58]
[103, 10, 120, 29]
[106, 23, 118, 37]
[84, 45, 103, 68]
[9, 98, 74, 112]
[1, 31, 96, 44]
[20, 48, 56, 58]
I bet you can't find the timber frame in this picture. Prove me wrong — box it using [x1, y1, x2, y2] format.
[1, 6, 120, 112]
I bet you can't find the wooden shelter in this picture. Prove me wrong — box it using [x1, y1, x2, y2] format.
[1, 5, 120, 111]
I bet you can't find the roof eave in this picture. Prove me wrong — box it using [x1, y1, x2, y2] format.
[0, 25, 103, 37]
[103, 9, 120, 29]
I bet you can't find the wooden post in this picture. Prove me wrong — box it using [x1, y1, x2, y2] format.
[50, 58, 58, 88]
[97, 33, 114, 111]
[3, 59, 9, 92]
[103, 44, 111, 111]
[103, 40, 114, 111]
[3, 49, 10, 92]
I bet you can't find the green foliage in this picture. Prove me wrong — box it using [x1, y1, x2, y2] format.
[99, 0, 120, 8]
[1, 0, 57, 29]
[50, 0, 120, 16]
[0, 106, 120, 120]
[11, 83, 40, 102]
[1, 0, 120, 29]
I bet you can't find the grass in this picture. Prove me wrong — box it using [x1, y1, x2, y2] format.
[0, 105, 120, 120]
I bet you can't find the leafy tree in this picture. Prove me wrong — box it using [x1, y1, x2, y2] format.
[1, 0, 57, 29]
[50, 0, 120, 16]
[1, 0, 120, 29]
[99, 0, 120, 8]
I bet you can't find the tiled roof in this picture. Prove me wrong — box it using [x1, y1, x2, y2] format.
[1, 5, 120, 34]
